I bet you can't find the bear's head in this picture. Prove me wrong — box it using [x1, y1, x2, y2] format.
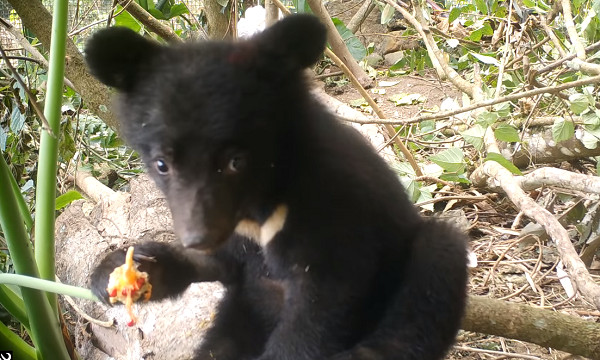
[85, 15, 327, 250]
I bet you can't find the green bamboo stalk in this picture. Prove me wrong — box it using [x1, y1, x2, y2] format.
[0, 154, 70, 359]
[34, 0, 68, 312]
[0, 284, 29, 330]
[8, 166, 33, 231]
[0, 321, 36, 360]
[0, 274, 97, 301]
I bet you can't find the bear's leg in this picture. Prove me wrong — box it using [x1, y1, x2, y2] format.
[195, 278, 283, 360]
[328, 219, 468, 360]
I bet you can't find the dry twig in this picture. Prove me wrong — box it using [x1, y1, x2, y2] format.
[560, 0, 586, 60]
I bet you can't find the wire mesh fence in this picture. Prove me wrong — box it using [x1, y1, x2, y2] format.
[0, 0, 204, 61]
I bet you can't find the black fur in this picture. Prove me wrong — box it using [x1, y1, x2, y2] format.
[87, 15, 468, 360]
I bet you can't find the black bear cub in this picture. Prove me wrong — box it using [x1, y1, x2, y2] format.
[87, 15, 468, 360]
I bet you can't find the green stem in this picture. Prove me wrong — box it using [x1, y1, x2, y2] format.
[0, 153, 70, 359]
[8, 166, 33, 231]
[0, 321, 36, 360]
[0, 284, 29, 330]
[34, 0, 68, 311]
[0, 274, 98, 301]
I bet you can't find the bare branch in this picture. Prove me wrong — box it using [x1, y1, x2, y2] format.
[116, 0, 182, 43]
[536, 41, 600, 75]
[539, 16, 567, 58]
[515, 167, 600, 194]
[567, 58, 600, 76]
[560, 0, 586, 60]
[347, 0, 375, 34]
[472, 143, 600, 309]
[339, 74, 600, 125]
[305, 0, 372, 88]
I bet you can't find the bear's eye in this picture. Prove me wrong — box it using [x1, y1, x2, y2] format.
[155, 159, 169, 175]
[226, 154, 246, 174]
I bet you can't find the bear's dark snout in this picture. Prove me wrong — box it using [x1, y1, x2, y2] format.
[167, 188, 235, 251]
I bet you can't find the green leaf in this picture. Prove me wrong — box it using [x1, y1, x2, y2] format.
[440, 173, 471, 184]
[0, 125, 6, 151]
[551, 118, 575, 143]
[429, 147, 466, 174]
[494, 6, 507, 17]
[394, 162, 419, 202]
[493, 102, 511, 117]
[114, 5, 142, 32]
[469, 28, 483, 42]
[349, 98, 368, 107]
[148, 8, 167, 20]
[416, 186, 434, 211]
[476, 111, 499, 127]
[58, 125, 76, 163]
[55, 190, 83, 211]
[581, 128, 600, 149]
[485, 152, 523, 175]
[381, 4, 395, 24]
[332, 18, 367, 61]
[494, 124, 520, 143]
[291, 0, 312, 13]
[449, 7, 462, 23]
[583, 111, 600, 127]
[470, 52, 500, 66]
[569, 93, 590, 115]
[10, 105, 25, 133]
[388, 93, 427, 106]
[461, 124, 485, 151]
[167, 3, 189, 18]
[481, 21, 494, 36]
[474, 0, 489, 14]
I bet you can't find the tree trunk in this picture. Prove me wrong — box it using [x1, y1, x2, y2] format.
[464, 296, 600, 359]
[265, 0, 279, 27]
[204, 0, 230, 39]
[506, 126, 600, 168]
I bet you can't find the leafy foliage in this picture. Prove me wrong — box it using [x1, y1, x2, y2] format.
[332, 18, 367, 61]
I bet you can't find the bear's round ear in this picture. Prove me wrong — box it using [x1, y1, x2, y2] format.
[255, 14, 327, 70]
[85, 27, 161, 91]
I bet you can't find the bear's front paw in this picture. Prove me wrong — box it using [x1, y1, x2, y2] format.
[91, 242, 199, 302]
[90, 246, 130, 303]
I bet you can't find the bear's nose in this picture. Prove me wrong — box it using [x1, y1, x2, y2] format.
[180, 234, 204, 248]
[179, 229, 228, 251]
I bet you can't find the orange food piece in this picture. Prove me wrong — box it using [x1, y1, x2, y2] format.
[106, 246, 152, 326]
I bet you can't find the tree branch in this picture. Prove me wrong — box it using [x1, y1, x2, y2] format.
[560, 0, 586, 60]
[472, 144, 600, 310]
[116, 0, 182, 43]
[305, 0, 372, 88]
[338, 74, 600, 125]
[514, 167, 600, 193]
[463, 296, 600, 359]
